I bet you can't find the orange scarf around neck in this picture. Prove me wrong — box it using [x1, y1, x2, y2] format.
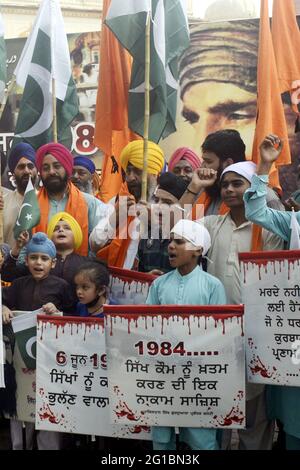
[96, 217, 134, 268]
[33, 182, 89, 256]
[97, 185, 135, 268]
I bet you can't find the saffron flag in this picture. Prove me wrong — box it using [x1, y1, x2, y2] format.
[272, 0, 300, 116]
[12, 0, 79, 149]
[0, 11, 6, 105]
[13, 177, 40, 239]
[252, 0, 291, 190]
[106, 0, 190, 143]
[94, 0, 139, 203]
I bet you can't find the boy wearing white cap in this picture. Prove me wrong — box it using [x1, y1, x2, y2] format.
[146, 219, 226, 451]
[197, 161, 283, 450]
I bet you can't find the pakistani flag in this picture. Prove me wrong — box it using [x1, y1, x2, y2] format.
[106, 0, 190, 143]
[12, 311, 38, 370]
[0, 11, 6, 104]
[12, 0, 79, 149]
[13, 177, 40, 239]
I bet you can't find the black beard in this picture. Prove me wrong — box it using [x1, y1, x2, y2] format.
[43, 174, 68, 194]
[127, 183, 141, 201]
[15, 174, 37, 193]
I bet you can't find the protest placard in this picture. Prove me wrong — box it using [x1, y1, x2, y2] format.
[36, 315, 150, 439]
[109, 268, 155, 305]
[240, 250, 300, 386]
[105, 305, 245, 429]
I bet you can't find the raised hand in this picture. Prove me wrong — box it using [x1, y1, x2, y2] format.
[259, 134, 283, 164]
[189, 168, 218, 192]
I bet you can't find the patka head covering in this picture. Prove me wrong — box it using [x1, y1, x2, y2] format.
[179, 20, 258, 99]
[73, 156, 96, 175]
[36, 143, 74, 177]
[26, 232, 56, 258]
[168, 147, 202, 172]
[8, 142, 36, 173]
[120, 140, 165, 175]
[221, 161, 257, 183]
[157, 172, 189, 201]
[171, 219, 211, 255]
[47, 212, 83, 250]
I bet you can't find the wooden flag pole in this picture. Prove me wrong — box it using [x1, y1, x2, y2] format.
[52, 77, 58, 143]
[141, 11, 151, 202]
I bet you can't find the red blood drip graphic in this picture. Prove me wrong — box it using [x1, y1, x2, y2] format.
[249, 355, 275, 378]
[214, 406, 244, 426]
[110, 315, 114, 336]
[38, 404, 62, 424]
[131, 425, 150, 434]
[243, 263, 247, 284]
[115, 401, 139, 421]
[187, 316, 191, 335]
[237, 316, 244, 337]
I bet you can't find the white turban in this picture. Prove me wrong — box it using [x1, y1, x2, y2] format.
[171, 219, 211, 255]
[221, 161, 257, 183]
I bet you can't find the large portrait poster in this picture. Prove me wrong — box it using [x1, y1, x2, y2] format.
[1, 18, 300, 197]
[109, 268, 155, 305]
[240, 250, 300, 386]
[105, 305, 245, 429]
[35, 315, 150, 440]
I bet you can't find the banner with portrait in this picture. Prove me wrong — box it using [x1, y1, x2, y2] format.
[1, 18, 300, 197]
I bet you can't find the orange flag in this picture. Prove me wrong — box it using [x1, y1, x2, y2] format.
[252, 0, 291, 190]
[94, 0, 140, 203]
[272, 0, 300, 115]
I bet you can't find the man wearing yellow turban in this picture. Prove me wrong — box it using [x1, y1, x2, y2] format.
[90, 140, 165, 268]
[120, 140, 164, 202]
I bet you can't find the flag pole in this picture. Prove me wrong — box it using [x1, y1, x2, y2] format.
[141, 11, 151, 202]
[52, 77, 58, 143]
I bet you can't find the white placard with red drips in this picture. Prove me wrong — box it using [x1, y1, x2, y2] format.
[109, 267, 155, 305]
[104, 305, 246, 428]
[240, 250, 300, 386]
[35, 315, 150, 439]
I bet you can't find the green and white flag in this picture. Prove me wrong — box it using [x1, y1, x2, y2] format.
[13, 177, 40, 239]
[11, 310, 39, 370]
[12, 0, 79, 149]
[0, 11, 6, 104]
[106, 0, 190, 143]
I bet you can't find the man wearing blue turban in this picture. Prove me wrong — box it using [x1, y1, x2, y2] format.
[2, 143, 38, 247]
[71, 155, 96, 195]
